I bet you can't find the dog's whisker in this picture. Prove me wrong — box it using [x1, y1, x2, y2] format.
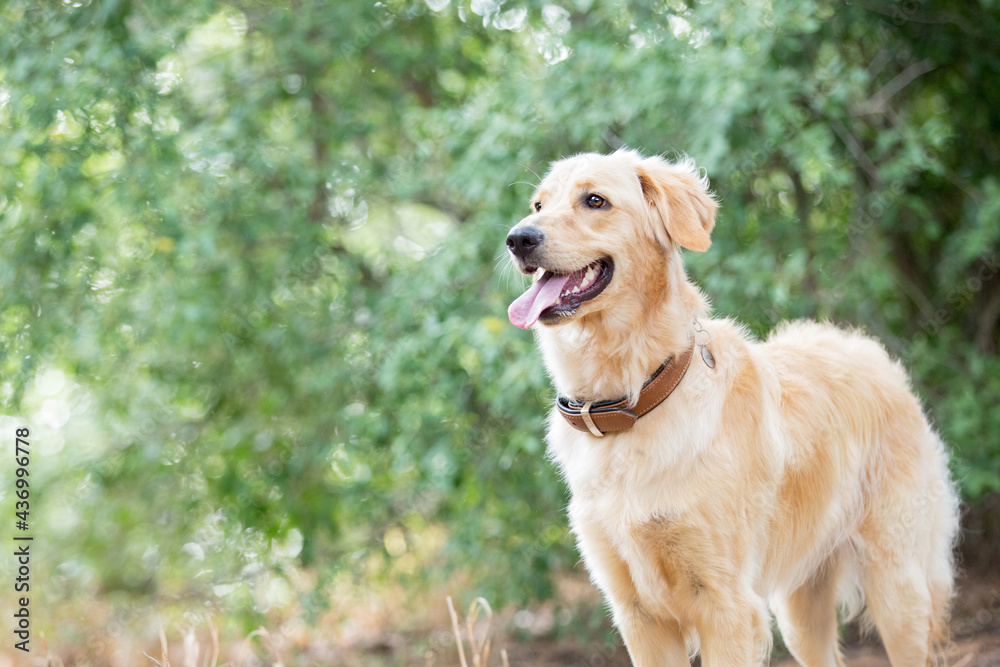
[516, 162, 542, 185]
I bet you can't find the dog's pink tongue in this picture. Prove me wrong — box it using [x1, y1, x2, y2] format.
[508, 271, 570, 329]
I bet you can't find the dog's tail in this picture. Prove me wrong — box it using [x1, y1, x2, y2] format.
[928, 444, 961, 663]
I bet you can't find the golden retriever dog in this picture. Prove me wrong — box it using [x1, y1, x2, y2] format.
[504, 149, 959, 666]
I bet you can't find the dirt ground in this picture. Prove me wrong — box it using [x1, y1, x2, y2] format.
[500, 635, 1000, 667]
[499, 631, 1000, 667]
[484, 568, 1000, 667]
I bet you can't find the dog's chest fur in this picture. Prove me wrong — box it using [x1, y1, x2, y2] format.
[545, 359, 752, 621]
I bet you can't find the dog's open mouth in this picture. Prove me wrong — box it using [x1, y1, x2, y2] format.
[508, 258, 614, 329]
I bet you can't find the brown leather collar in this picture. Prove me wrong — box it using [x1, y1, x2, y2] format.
[556, 341, 695, 437]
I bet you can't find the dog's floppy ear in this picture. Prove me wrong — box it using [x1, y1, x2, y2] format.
[636, 155, 717, 252]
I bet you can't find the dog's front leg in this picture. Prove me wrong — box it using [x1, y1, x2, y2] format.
[693, 593, 770, 667]
[613, 601, 690, 667]
[573, 519, 690, 666]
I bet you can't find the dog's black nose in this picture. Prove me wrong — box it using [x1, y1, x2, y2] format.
[506, 226, 544, 260]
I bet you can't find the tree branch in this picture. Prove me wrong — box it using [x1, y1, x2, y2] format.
[852, 58, 936, 116]
[830, 118, 880, 187]
[974, 268, 1000, 354]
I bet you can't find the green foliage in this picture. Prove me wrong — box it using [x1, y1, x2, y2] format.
[1, 0, 998, 630]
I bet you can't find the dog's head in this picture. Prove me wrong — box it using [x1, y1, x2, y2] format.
[506, 149, 717, 329]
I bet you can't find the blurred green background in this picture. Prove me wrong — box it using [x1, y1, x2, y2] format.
[1, 0, 999, 661]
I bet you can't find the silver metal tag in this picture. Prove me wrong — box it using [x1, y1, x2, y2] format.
[701, 345, 716, 368]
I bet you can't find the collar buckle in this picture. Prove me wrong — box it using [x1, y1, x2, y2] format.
[579, 401, 604, 437]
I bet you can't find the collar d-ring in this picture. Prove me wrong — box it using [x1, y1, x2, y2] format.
[692, 318, 716, 368]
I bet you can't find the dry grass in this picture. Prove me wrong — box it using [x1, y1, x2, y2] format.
[444, 596, 509, 667]
[135, 597, 511, 667]
[144, 618, 221, 667]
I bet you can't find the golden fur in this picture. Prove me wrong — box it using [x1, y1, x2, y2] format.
[505, 149, 959, 666]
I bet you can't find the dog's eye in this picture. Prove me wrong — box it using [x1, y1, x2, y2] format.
[533, 201, 542, 212]
[586, 194, 606, 209]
